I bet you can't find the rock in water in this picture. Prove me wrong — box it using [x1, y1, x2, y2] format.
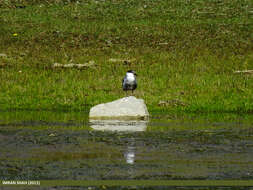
[89, 96, 149, 120]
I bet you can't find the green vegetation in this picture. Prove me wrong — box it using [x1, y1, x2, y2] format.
[0, 0, 253, 113]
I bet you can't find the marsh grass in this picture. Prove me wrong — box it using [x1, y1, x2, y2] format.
[0, 0, 253, 112]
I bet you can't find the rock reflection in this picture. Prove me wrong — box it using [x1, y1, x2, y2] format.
[89, 120, 147, 132]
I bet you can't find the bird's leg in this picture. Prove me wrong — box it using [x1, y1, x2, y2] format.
[132, 90, 134, 95]
[125, 90, 128, 97]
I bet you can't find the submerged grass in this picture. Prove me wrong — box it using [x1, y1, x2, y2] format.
[0, 0, 253, 113]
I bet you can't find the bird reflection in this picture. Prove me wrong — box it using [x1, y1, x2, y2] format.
[124, 142, 136, 165]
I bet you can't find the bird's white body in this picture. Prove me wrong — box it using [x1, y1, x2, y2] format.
[125, 72, 135, 83]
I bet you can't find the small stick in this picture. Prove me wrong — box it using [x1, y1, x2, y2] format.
[234, 70, 253, 74]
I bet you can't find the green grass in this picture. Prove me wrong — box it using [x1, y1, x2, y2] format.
[0, 0, 253, 113]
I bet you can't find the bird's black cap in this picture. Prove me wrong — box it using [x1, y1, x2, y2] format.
[127, 70, 137, 76]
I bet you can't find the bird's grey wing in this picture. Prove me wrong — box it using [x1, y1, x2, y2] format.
[122, 77, 126, 87]
[122, 76, 128, 90]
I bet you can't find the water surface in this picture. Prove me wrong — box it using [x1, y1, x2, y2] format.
[1, 111, 253, 180]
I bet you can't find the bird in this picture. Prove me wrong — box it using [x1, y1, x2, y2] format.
[122, 70, 137, 96]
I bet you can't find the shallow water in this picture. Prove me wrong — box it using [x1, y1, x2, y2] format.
[1, 111, 253, 181]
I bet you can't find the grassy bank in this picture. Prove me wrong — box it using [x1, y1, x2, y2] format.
[0, 0, 253, 113]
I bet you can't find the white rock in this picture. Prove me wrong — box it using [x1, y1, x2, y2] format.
[89, 96, 149, 120]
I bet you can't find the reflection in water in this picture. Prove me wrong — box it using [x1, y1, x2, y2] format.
[3, 111, 253, 180]
[90, 120, 147, 168]
[89, 120, 147, 132]
[124, 144, 135, 165]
